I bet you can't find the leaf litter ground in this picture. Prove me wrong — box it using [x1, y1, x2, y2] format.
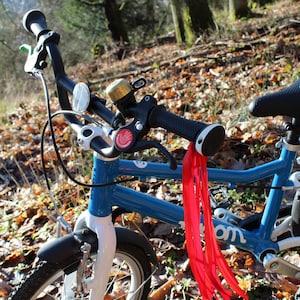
[1, 1, 300, 299]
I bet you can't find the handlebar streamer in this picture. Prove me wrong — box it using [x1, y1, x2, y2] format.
[182, 143, 248, 300]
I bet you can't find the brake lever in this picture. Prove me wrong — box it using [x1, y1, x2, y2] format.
[129, 140, 177, 170]
[20, 31, 60, 74]
[20, 43, 43, 73]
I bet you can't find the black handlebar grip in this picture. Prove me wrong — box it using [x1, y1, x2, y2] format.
[23, 10, 49, 39]
[149, 105, 225, 156]
[90, 137, 110, 153]
[90, 137, 120, 158]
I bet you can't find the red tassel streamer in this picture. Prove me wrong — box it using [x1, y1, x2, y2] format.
[182, 142, 248, 300]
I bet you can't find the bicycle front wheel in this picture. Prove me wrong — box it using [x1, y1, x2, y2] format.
[9, 244, 152, 300]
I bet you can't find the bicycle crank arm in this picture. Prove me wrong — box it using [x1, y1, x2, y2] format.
[263, 253, 300, 279]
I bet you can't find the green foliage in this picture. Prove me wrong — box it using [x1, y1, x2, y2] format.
[0, 1, 25, 96]
[58, 0, 106, 63]
[208, 0, 225, 9]
[59, 0, 106, 44]
[0, 0, 64, 98]
[251, 0, 275, 6]
[116, 0, 172, 45]
[57, 0, 172, 57]
[59, 0, 172, 46]
[162, 250, 178, 276]
[228, 186, 265, 206]
[0, 0, 298, 102]
[182, 4, 195, 46]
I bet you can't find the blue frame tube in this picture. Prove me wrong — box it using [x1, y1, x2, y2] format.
[258, 148, 296, 239]
[88, 156, 119, 217]
[112, 185, 279, 260]
[119, 148, 295, 185]
[89, 147, 296, 261]
[113, 185, 183, 225]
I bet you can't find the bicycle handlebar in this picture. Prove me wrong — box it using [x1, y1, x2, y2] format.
[22, 9, 225, 165]
[23, 10, 49, 38]
[149, 105, 224, 156]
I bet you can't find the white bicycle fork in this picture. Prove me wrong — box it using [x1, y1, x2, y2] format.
[62, 211, 116, 300]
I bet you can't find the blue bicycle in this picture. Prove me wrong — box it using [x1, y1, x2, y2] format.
[9, 9, 300, 300]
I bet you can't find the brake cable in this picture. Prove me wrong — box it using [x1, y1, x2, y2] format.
[38, 72, 296, 199]
[38, 72, 136, 191]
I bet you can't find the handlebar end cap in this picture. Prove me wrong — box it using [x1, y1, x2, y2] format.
[195, 124, 225, 156]
[23, 10, 46, 32]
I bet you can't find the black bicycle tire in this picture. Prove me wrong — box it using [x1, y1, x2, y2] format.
[9, 244, 152, 300]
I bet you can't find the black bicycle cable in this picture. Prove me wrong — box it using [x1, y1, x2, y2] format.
[234, 183, 299, 191]
[38, 72, 136, 190]
[38, 73, 296, 193]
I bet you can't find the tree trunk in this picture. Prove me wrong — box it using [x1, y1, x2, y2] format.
[182, 2, 195, 46]
[185, 0, 216, 33]
[170, 0, 185, 44]
[252, 0, 275, 5]
[170, 0, 215, 45]
[103, 0, 129, 44]
[229, 0, 251, 19]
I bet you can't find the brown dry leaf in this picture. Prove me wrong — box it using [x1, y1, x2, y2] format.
[189, 75, 196, 82]
[32, 183, 43, 196]
[175, 59, 186, 66]
[252, 130, 264, 140]
[14, 213, 26, 226]
[24, 125, 35, 132]
[62, 208, 75, 222]
[1, 3, 300, 299]
[237, 276, 252, 293]
[14, 208, 37, 226]
[159, 83, 172, 91]
[0, 280, 10, 297]
[244, 255, 254, 267]
[123, 212, 143, 228]
[43, 150, 58, 163]
[148, 275, 180, 300]
[125, 212, 142, 223]
[264, 133, 279, 144]
[165, 90, 177, 99]
[270, 276, 299, 295]
[2, 251, 25, 267]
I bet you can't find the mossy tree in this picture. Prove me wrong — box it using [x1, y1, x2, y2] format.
[103, 0, 129, 45]
[170, 0, 215, 46]
[229, 0, 251, 19]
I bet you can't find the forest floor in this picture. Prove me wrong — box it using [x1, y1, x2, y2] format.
[1, 0, 300, 299]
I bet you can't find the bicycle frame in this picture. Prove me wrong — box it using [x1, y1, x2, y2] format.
[76, 142, 300, 298]
[87, 143, 297, 263]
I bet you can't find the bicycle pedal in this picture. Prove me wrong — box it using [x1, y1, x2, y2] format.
[263, 253, 300, 279]
[210, 186, 231, 209]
